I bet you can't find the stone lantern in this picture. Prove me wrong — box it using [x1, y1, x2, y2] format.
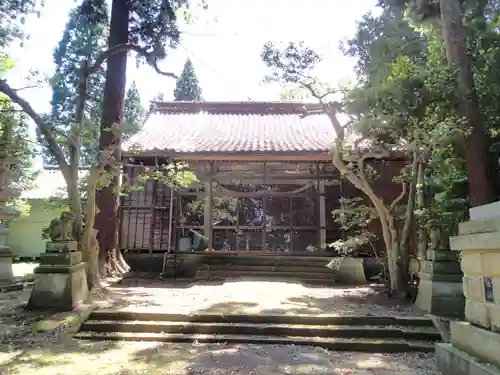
[0, 125, 21, 290]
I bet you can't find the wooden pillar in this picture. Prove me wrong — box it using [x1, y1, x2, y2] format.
[262, 162, 267, 251]
[148, 179, 157, 253]
[204, 162, 214, 251]
[319, 180, 327, 250]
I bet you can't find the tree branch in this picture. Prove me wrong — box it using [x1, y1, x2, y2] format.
[0, 79, 70, 172]
[87, 43, 177, 79]
[12, 84, 41, 91]
[389, 181, 407, 212]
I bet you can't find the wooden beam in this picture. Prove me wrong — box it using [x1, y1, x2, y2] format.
[180, 190, 311, 198]
[125, 151, 331, 161]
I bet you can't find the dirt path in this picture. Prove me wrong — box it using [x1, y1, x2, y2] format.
[0, 279, 440, 375]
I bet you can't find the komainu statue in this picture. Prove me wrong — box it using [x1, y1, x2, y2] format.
[48, 211, 75, 241]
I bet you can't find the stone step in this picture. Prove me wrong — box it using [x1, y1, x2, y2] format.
[74, 331, 436, 352]
[197, 264, 333, 274]
[203, 257, 332, 266]
[80, 320, 441, 341]
[89, 311, 435, 327]
[195, 270, 335, 281]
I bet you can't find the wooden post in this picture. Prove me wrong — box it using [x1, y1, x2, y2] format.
[262, 162, 267, 251]
[318, 180, 327, 250]
[148, 179, 157, 253]
[204, 162, 214, 251]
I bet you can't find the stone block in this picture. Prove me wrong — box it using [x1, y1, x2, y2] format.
[470, 201, 500, 222]
[466, 299, 490, 328]
[423, 260, 462, 275]
[436, 343, 500, 375]
[46, 241, 78, 253]
[39, 252, 82, 266]
[451, 232, 500, 252]
[460, 219, 500, 236]
[461, 253, 484, 275]
[463, 276, 485, 302]
[451, 321, 500, 369]
[335, 257, 365, 284]
[483, 253, 500, 277]
[28, 258, 88, 311]
[419, 272, 462, 282]
[415, 278, 465, 317]
[427, 249, 458, 262]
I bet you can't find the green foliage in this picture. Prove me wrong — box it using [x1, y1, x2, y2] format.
[0, 0, 39, 48]
[42, 1, 145, 167]
[329, 197, 378, 255]
[342, 6, 469, 237]
[126, 0, 207, 68]
[186, 184, 238, 224]
[41, 0, 108, 167]
[121, 161, 198, 197]
[152, 92, 165, 102]
[174, 58, 203, 101]
[0, 55, 37, 216]
[262, 41, 320, 84]
[124, 81, 145, 138]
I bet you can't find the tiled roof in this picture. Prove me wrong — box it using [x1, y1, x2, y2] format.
[123, 101, 337, 154]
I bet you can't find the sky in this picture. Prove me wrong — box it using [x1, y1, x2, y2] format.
[6, 0, 379, 170]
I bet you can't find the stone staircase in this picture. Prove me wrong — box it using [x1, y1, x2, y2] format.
[193, 254, 336, 285]
[75, 310, 441, 352]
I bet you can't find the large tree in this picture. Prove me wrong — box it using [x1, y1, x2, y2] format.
[0, 0, 195, 288]
[95, 0, 204, 277]
[173, 58, 203, 100]
[44, 0, 108, 167]
[45, 3, 145, 167]
[379, 0, 497, 206]
[260, 7, 469, 294]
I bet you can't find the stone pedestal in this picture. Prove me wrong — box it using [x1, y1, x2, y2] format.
[28, 241, 89, 311]
[436, 209, 500, 375]
[0, 222, 21, 291]
[0, 128, 22, 291]
[415, 249, 465, 317]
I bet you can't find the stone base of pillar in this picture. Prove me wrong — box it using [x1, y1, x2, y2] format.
[28, 248, 88, 311]
[415, 249, 465, 317]
[437, 321, 500, 375]
[0, 246, 22, 292]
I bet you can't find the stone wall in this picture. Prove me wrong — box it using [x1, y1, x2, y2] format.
[450, 219, 500, 331]
[437, 206, 500, 375]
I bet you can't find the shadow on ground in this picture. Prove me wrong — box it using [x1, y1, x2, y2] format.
[0, 278, 432, 375]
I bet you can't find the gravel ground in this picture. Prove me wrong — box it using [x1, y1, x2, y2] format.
[0, 279, 441, 375]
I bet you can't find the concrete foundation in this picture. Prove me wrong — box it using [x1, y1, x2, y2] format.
[28, 244, 89, 310]
[437, 343, 500, 375]
[415, 249, 465, 317]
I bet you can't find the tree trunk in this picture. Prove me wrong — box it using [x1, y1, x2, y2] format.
[95, 0, 129, 277]
[416, 162, 428, 260]
[439, 0, 496, 207]
[397, 152, 419, 293]
[82, 170, 101, 290]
